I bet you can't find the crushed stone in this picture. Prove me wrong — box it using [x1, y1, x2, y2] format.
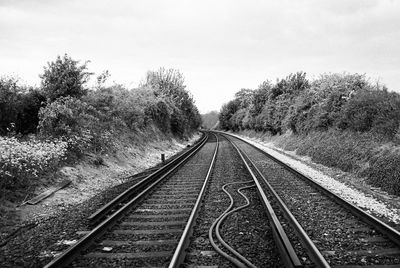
[232, 133, 400, 225]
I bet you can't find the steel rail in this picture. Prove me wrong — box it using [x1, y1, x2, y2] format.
[169, 132, 219, 268]
[44, 133, 210, 268]
[88, 132, 207, 225]
[223, 131, 400, 248]
[227, 136, 306, 268]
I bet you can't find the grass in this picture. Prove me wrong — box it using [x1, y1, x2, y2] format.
[236, 129, 400, 196]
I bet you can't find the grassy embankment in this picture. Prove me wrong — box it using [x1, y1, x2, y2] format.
[236, 129, 400, 195]
[218, 72, 400, 196]
[0, 55, 201, 206]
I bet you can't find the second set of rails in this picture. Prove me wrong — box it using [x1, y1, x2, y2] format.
[44, 131, 400, 267]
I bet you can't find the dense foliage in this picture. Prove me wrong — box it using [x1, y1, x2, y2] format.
[0, 77, 45, 135]
[1, 55, 200, 141]
[221, 72, 400, 195]
[219, 72, 400, 139]
[40, 54, 92, 101]
[201, 111, 219, 129]
[143, 67, 202, 135]
[1, 55, 201, 197]
[0, 137, 68, 190]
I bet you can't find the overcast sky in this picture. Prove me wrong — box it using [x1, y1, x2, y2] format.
[1, 0, 399, 113]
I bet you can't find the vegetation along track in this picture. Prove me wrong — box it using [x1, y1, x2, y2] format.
[44, 132, 218, 267]
[222, 132, 400, 267]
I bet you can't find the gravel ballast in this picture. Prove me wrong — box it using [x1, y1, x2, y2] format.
[232, 132, 400, 225]
[0, 136, 200, 268]
[70, 134, 217, 267]
[229, 134, 400, 266]
[184, 135, 282, 267]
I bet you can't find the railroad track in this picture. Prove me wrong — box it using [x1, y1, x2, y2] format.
[183, 133, 283, 267]
[221, 131, 400, 267]
[44, 132, 295, 267]
[43, 130, 400, 267]
[44, 132, 219, 267]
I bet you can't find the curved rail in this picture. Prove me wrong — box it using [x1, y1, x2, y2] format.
[44, 133, 210, 268]
[169, 132, 219, 267]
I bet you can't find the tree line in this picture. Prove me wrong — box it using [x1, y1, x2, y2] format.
[219, 72, 400, 139]
[0, 54, 201, 153]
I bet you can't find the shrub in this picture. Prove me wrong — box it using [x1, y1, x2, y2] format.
[146, 99, 173, 133]
[218, 72, 397, 137]
[338, 89, 400, 137]
[106, 86, 152, 130]
[170, 107, 186, 136]
[16, 89, 46, 134]
[366, 147, 400, 195]
[0, 77, 45, 135]
[220, 71, 400, 196]
[38, 96, 105, 154]
[0, 136, 68, 190]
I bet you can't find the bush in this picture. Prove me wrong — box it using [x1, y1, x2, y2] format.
[366, 147, 400, 195]
[0, 60, 203, 203]
[16, 89, 46, 134]
[218, 72, 400, 138]
[338, 89, 400, 137]
[104, 86, 153, 130]
[38, 96, 106, 154]
[220, 72, 400, 196]
[146, 99, 172, 133]
[0, 77, 45, 135]
[0, 136, 68, 190]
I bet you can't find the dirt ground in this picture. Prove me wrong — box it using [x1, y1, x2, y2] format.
[0, 133, 200, 246]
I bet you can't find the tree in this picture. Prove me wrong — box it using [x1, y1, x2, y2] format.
[0, 77, 45, 135]
[338, 89, 400, 137]
[143, 67, 185, 96]
[250, 81, 271, 116]
[234, 88, 253, 109]
[17, 88, 46, 134]
[219, 99, 240, 130]
[201, 111, 219, 129]
[142, 67, 201, 135]
[96, 70, 111, 89]
[40, 54, 92, 101]
[0, 77, 21, 135]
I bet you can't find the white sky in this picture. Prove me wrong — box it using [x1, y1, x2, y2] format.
[1, 0, 399, 113]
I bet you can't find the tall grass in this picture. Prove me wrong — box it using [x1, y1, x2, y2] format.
[240, 129, 400, 196]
